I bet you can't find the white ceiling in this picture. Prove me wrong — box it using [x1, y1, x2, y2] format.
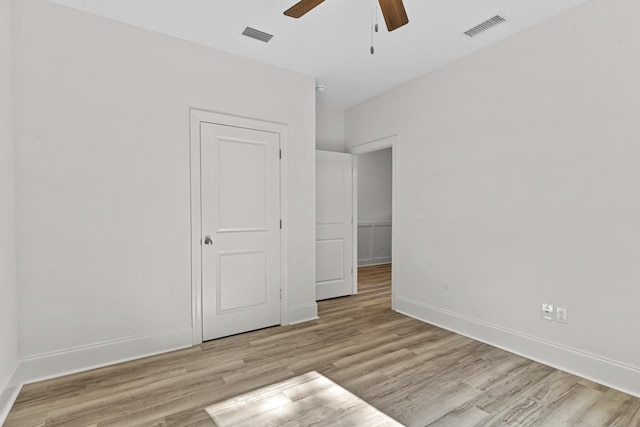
[51, 0, 590, 108]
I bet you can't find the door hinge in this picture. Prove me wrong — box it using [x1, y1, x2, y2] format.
[351, 217, 354, 225]
[279, 149, 282, 159]
[280, 289, 284, 299]
[351, 267, 354, 275]
[280, 219, 283, 229]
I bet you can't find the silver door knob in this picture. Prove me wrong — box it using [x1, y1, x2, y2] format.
[204, 237, 214, 246]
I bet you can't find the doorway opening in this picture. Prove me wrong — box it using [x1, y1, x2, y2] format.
[354, 147, 393, 307]
[351, 136, 398, 310]
[313, 136, 398, 311]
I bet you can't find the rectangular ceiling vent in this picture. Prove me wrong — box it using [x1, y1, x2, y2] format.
[464, 15, 507, 38]
[242, 27, 274, 43]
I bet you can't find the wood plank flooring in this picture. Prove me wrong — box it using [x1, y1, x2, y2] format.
[206, 371, 402, 426]
[6, 264, 640, 426]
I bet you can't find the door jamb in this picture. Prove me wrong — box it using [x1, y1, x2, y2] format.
[352, 155, 358, 295]
[349, 135, 399, 310]
[189, 108, 289, 346]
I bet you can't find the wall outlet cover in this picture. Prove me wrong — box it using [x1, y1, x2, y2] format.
[556, 307, 568, 324]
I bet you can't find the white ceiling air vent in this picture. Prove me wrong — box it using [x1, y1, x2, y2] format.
[242, 27, 274, 43]
[463, 15, 507, 38]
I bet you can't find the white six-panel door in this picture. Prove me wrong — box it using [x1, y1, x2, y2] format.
[316, 150, 353, 300]
[201, 123, 281, 341]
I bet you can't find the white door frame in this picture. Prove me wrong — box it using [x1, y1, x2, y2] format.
[190, 109, 289, 346]
[349, 135, 399, 310]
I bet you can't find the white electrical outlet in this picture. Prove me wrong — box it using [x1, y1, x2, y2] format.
[556, 307, 568, 324]
[541, 303, 554, 321]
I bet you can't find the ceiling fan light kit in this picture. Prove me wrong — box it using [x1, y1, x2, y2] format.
[284, 0, 409, 32]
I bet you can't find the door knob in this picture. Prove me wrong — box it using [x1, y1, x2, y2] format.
[204, 237, 214, 246]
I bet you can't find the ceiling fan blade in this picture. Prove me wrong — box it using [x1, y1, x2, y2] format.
[284, 0, 326, 18]
[378, 0, 409, 31]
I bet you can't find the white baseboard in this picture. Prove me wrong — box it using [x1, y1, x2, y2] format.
[20, 325, 193, 385]
[0, 362, 22, 426]
[288, 303, 318, 325]
[358, 259, 392, 267]
[396, 296, 640, 399]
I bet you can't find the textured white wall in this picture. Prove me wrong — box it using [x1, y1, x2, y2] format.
[347, 0, 640, 392]
[316, 104, 346, 153]
[358, 148, 392, 222]
[0, 0, 19, 419]
[13, 0, 316, 360]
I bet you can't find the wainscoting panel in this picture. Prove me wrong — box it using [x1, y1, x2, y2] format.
[357, 221, 392, 266]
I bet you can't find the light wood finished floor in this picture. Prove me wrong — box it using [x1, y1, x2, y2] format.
[6, 264, 640, 426]
[206, 371, 402, 426]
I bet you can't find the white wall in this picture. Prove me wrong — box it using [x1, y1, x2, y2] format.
[12, 0, 317, 380]
[316, 104, 346, 153]
[346, 0, 640, 396]
[358, 148, 392, 222]
[0, 0, 20, 420]
[357, 148, 392, 266]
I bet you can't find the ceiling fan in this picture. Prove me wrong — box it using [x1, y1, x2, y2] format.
[284, 0, 409, 32]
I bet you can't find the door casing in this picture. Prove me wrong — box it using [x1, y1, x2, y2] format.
[349, 135, 399, 310]
[190, 109, 289, 345]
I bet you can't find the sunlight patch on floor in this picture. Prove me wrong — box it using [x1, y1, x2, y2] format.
[206, 371, 403, 426]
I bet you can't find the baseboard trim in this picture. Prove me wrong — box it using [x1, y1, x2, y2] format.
[396, 296, 640, 399]
[0, 362, 22, 425]
[288, 303, 318, 325]
[358, 260, 392, 267]
[20, 325, 194, 385]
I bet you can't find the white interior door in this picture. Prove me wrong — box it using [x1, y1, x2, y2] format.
[201, 123, 281, 341]
[316, 150, 353, 300]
